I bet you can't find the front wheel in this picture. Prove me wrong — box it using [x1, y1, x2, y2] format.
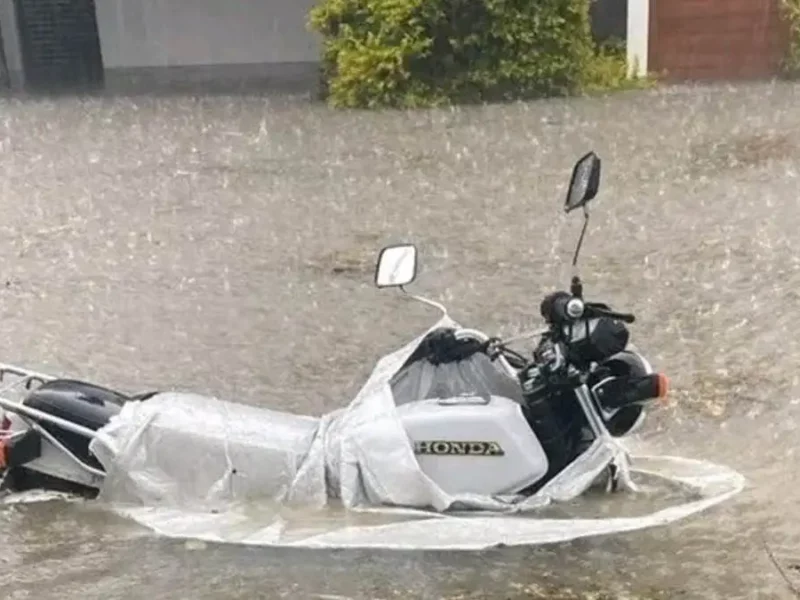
[588, 350, 667, 437]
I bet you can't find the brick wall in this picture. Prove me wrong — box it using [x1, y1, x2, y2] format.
[649, 0, 790, 81]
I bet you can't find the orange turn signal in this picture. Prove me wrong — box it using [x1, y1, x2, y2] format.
[656, 372, 670, 404]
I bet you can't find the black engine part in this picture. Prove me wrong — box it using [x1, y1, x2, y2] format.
[518, 368, 588, 494]
[4, 428, 42, 468]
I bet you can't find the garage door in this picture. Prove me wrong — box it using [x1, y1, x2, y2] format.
[649, 0, 790, 80]
[14, 0, 104, 90]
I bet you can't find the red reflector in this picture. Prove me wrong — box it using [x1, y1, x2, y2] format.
[0, 415, 10, 431]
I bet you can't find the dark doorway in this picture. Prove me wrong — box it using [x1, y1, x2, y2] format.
[0, 22, 9, 89]
[14, 0, 104, 91]
[590, 0, 628, 44]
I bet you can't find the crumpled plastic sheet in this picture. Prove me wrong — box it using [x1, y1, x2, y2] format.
[85, 316, 746, 549]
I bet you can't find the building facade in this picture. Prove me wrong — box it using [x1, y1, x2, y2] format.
[0, 0, 321, 92]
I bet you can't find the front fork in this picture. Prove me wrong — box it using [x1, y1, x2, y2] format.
[573, 378, 639, 493]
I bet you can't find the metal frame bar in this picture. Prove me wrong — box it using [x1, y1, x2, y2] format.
[0, 362, 114, 486]
[0, 362, 58, 385]
[0, 363, 98, 441]
[24, 417, 105, 479]
[0, 395, 98, 440]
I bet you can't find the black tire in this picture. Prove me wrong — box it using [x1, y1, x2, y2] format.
[590, 352, 650, 437]
[2, 467, 100, 498]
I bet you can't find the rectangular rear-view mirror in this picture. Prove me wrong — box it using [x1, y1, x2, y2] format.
[565, 151, 601, 213]
[375, 244, 418, 288]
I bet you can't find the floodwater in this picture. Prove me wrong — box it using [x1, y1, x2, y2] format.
[0, 81, 799, 598]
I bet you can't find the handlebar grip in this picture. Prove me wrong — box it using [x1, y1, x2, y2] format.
[604, 310, 636, 324]
[543, 295, 635, 324]
[583, 303, 636, 324]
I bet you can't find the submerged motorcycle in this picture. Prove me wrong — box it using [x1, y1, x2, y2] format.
[0, 151, 669, 506]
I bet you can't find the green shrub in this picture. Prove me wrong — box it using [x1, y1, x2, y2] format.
[780, 0, 800, 78]
[308, 0, 640, 108]
[582, 37, 655, 93]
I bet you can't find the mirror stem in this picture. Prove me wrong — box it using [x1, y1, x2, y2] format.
[399, 286, 449, 316]
[571, 275, 583, 299]
[571, 207, 590, 268]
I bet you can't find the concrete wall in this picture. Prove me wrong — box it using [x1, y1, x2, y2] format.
[94, 0, 320, 68]
[0, 0, 322, 93]
[0, 0, 22, 88]
[91, 0, 322, 93]
[627, 0, 648, 77]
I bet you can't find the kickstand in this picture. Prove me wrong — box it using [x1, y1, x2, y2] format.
[605, 443, 640, 494]
[605, 464, 620, 493]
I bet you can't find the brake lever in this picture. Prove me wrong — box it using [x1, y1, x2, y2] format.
[482, 337, 503, 360]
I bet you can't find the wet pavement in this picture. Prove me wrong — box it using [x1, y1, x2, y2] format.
[0, 80, 799, 598]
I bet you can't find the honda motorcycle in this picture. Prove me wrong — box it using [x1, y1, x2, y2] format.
[0, 151, 669, 503]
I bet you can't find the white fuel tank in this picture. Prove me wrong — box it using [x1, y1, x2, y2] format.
[395, 394, 549, 496]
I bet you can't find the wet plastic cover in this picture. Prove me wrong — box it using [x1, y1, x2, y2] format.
[87, 316, 745, 549]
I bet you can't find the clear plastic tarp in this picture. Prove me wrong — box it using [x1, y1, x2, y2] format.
[85, 316, 745, 549]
